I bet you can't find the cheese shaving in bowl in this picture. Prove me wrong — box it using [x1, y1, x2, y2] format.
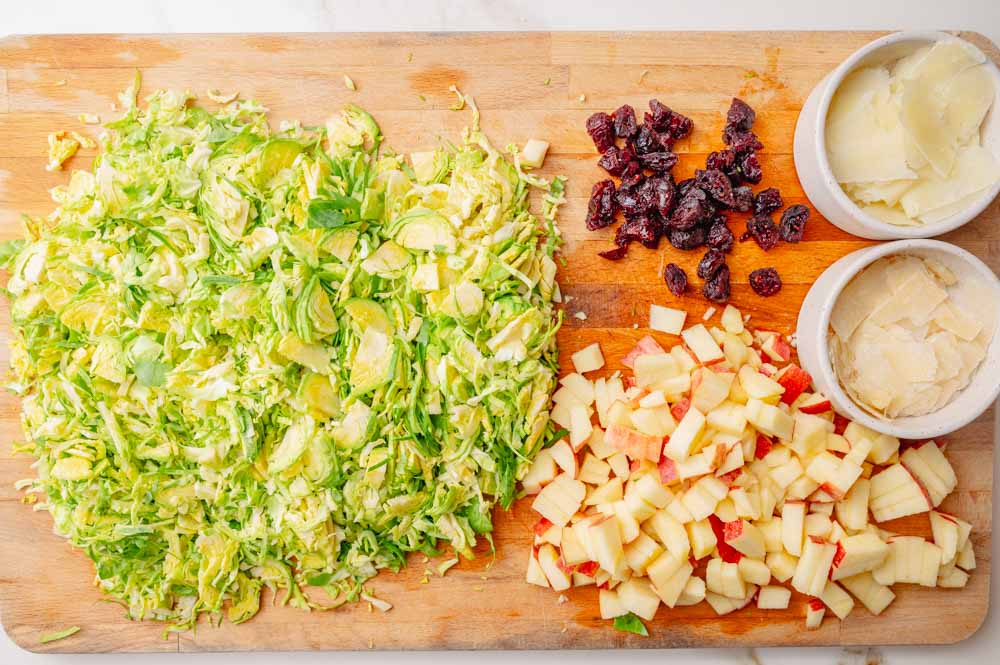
[829, 254, 995, 419]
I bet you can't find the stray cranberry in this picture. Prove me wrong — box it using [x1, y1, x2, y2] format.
[697, 248, 727, 280]
[739, 151, 763, 184]
[663, 263, 688, 296]
[779, 204, 810, 243]
[598, 145, 638, 176]
[612, 104, 639, 139]
[598, 246, 628, 261]
[731, 185, 753, 213]
[585, 179, 617, 230]
[707, 219, 735, 253]
[695, 168, 736, 208]
[639, 151, 678, 173]
[668, 188, 711, 230]
[586, 112, 616, 153]
[725, 129, 765, 155]
[668, 226, 706, 250]
[753, 187, 784, 216]
[725, 98, 756, 132]
[749, 267, 782, 296]
[616, 214, 660, 249]
[741, 214, 780, 251]
[706, 149, 735, 173]
[702, 264, 731, 303]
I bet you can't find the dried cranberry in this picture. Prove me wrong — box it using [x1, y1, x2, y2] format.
[598, 246, 628, 260]
[612, 104, 639, 139]
[663, 263, 688, 296]
[668, 226, 706, 250]
[695, 168, 736, 208]
[648, 99, 693, 140]
[632, 123, 671, 155]
[616, 214, 660, 249]
[620, 167, 644, 189]
[585, 112, 615, 153]
[731, 185, 754, 213]
[741, 214, 780, 251]
[749, 267, 782, 296]
[706, 149, 735, 173]
[726, 98, 756, 132]
[724, 129, 765, 155]
[585, 179, 617, 230]
[668, 188, 711, 230]
[779, 204, 810, 243]
[697, 248, 727, 280]
[638, 151, 678, 173]
[647, 176, 676, 218]
[676, 178, 697, 198]
[702, 264, 731, 303]
[753, 187, 784, 216]
[598, 145, 637, 176]
[739, 151, 763, 184]
[707, 219, 735, 253]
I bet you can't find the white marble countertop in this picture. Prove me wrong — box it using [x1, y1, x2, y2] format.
[1, 1, 998, 663]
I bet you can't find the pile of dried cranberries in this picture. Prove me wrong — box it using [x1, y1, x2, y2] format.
[584, 98, 810, 303]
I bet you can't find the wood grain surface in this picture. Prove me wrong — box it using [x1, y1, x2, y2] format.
[0, 31, 996, 653]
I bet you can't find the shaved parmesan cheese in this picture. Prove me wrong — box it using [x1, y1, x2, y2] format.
[828, 39, 999, 226]
[829, 254, 993, 419]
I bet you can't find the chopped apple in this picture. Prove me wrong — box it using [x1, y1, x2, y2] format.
[599, 588, 629, 619]
[745, 398, 794, 441]
[617, 577, 661, 621]
[805, 598, 825, 629]
[630, 472, 674, 509]
[630, 405, 677, 438]
[706, 401, 748, 436]
[738, 366, 785, 402]
[724, 519, 766, 559]
[662, 406, 707, 462]
[798, 393, 833, 414]
[869, 464, 932, 523]
[738, 557, 771, 586]
[820, 581, 854, 620]
[776, 364, 812, 405]
[721, 305, 745, 334]
[561, 525, 590, 565]
[781, 500, 807, 556]
[682, 324, 725, 364]
[929, 511, 960, 564]
[583, 514, 626, 579]
[688, 518, 718, 559]
[706, 558, 746, 599]
[633, 353, 681, 390]
[650, 304, 687, 335]
[682, 475, 729, 521]
[804, 513, 832, 540]
[825, 433, 851, 453]
[900, 441, 956, 507]
[766, 551, 798, 582]
[786, 475, 820, 501]
[622, 335, 667, 369]
[549, 440, 579, 477]
[520, 138, 549, 167]
[770, 457, 804, 490]
[560, 372, 596, 405]
[624, 530, 664, 574]
[843, 422, 899, 465]
[805, 451, 863, 501]
[757, 585, 791, 610]
[791, 537, 837, 596]
[605, 424, 662, 463]
[790, 411, 833, 459]
[651, 559, 695, 608]
[526, 548, 549, 587]
[522, 448, 558, 495]
[956, 539, 976, 571]
[613, 500, 642, 543]
[587, 426, 617, 460]
[691, 368, 734, 413]
[840, 572, 895, 615]
[537, 544, 572, 591]
[578, 453, 612, 485]
[532, 473, 586, 526]
[835, 478, 870, 531]
[607, 452, 630, 478]
[705, 585, 758, 616]
[937, 562, 970, 588]
[571, 342, 605, 374]
[676, 576, 707, 606]
[647, 509, 690, 560]
[830, 533, 890, 581]
[585, 476, 624, 506]
[756, 518, 782, 552]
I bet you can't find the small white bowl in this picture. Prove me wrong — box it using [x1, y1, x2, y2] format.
[796, 239, 1000, 440]
[793, 31, 1000, 240]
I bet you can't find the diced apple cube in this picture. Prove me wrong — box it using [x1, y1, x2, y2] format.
[537, 543, 572, 591]
[843, 422, 899, 465]
[583, 515, 626, 579]
[839, 572, 895, 615]
[900, 441, 956, 508]
[721, 305, 745, 334]
[937, 562, 970, 588]
[682, 475, 728, 521]
[790, 411, 832, 459]
[835, 478, 870, 531]
[706, 401, 747, 436]
[869, 464, 932, 523]
[560, 525, 590, 565]
[599, 588, 629, 619]
[738, 557, 771, 586]
[650, 558, 694, 608]
[526, 548, 549, 587]
[623, 530, 664, 574]
[805, 598, 825, 629]
[662, 406, 706, 462]
[766, 551, 798, 582]
[757, 585, 791, 610]
[830, 533, 890, 581]
[650, 304, 687, 335]
[706, 558, 746, 599]
[738, 365, 785, 402]
[613, 500, 641, 543]
[956, 539, 976, 571]
[781, 500, 807, 556]
[691, 368, 734, 413]
[675, 576, 707, 606]
[745, 398, 794, 441]
[681, 323, 726, 365]
[522, 448, 558, 495]
[571, 342, 605, 374]
[577, 453, 611, 485]
[705, 585, 757, 615]
[929, 511, 960, 564]
[606, 424, 662, 463]
[688, 518, 718, 559]
[520, 138, 549, 168]
[549, 439, 578, 477]
[724, 519, 766, 559]
[820, 581, 854, 620]
[791, 537, 837, 597]
[617, 577, 661, 621]
[532, 473, 586, 526]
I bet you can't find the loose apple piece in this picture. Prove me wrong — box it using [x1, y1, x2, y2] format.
[759, 331, 792, 363]
[549, 440, 579, 477]
[724, 519, 767, 559]
[617, 577, 661, 621]
[776, 364, 812, 405]
[675, 576, 707, 606]
[682, 476, 729, 521]
[537, 544, 572, 591]
[757, 585, 791, 610]
[721, 305, 745, 334]
[820, 581, 855, 620]
[839, 572, 895, 615]
[560, 372, 596, 406]
[781, 501, 807, 556]
[805, 598, 826, 629]
[738, 557, 772, 586]
[522, 448, 558, 495]
[526, 548, 549, 587]
[599, 588, 629, 619]
[571, 342, 605, 374]
[790, 412, 833, 459]
[706, 558, 747, 599]
[622, 335, 667, 369]
[937, 561, 970, 588]
[869, 464, 932, 522]
[705, 585, 758, 616]
[835, 478, 871, 531]
[843, 422, 899, 465]
[929, 511, 960, 564]
[830, 533, 890, 581]
[650, 304, 687, 335]
[745, 398, 794, 441]
[663, 406, 707, 462]
[613, 501, 642, 543]
[532, 473, 586, 526]
[792, 537, 837, 596]
[578, 453, 612, 485]
[688, 518, 718, 559]
[624, 530, 664, 575]
[584, 514, 627, 579]
[681, 324, 725, 364]
[798, 393, 833, 415]
[900, 441, 956, 507]
[956, 539, 976, 571]
[766, 551, 798, 582]
[651, 559, 695, 608]
[605, 423, 662, 463]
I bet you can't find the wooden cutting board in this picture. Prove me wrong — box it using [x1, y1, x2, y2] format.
[0, 31, 996, 653]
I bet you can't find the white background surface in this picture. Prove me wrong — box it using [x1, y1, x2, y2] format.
[2, 1, 999, 663]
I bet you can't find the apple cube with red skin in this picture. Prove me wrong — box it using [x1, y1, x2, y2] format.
[536, 543, 572, 591]
[805, 598, 826, 630]
[723, 519, 767, 559]
[792, 536, 837, 597]
[663, 406, 707, 462]
[798, 393, 833, 414]
[776, 364, 812, 405]
[900, 441, 956, 507]
[830, 533, 890, 581]
[605, 423, 662, 463]
[621, 335, 667, 369]
[869, 464, 932, 523]
[526, 547, 549, 587]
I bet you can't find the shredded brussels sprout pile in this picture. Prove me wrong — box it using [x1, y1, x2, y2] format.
[1, 79, 564, 629]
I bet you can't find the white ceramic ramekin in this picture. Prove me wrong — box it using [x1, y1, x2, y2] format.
[793, 31, 1000, 240]
[796, 239, 1000, 440]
